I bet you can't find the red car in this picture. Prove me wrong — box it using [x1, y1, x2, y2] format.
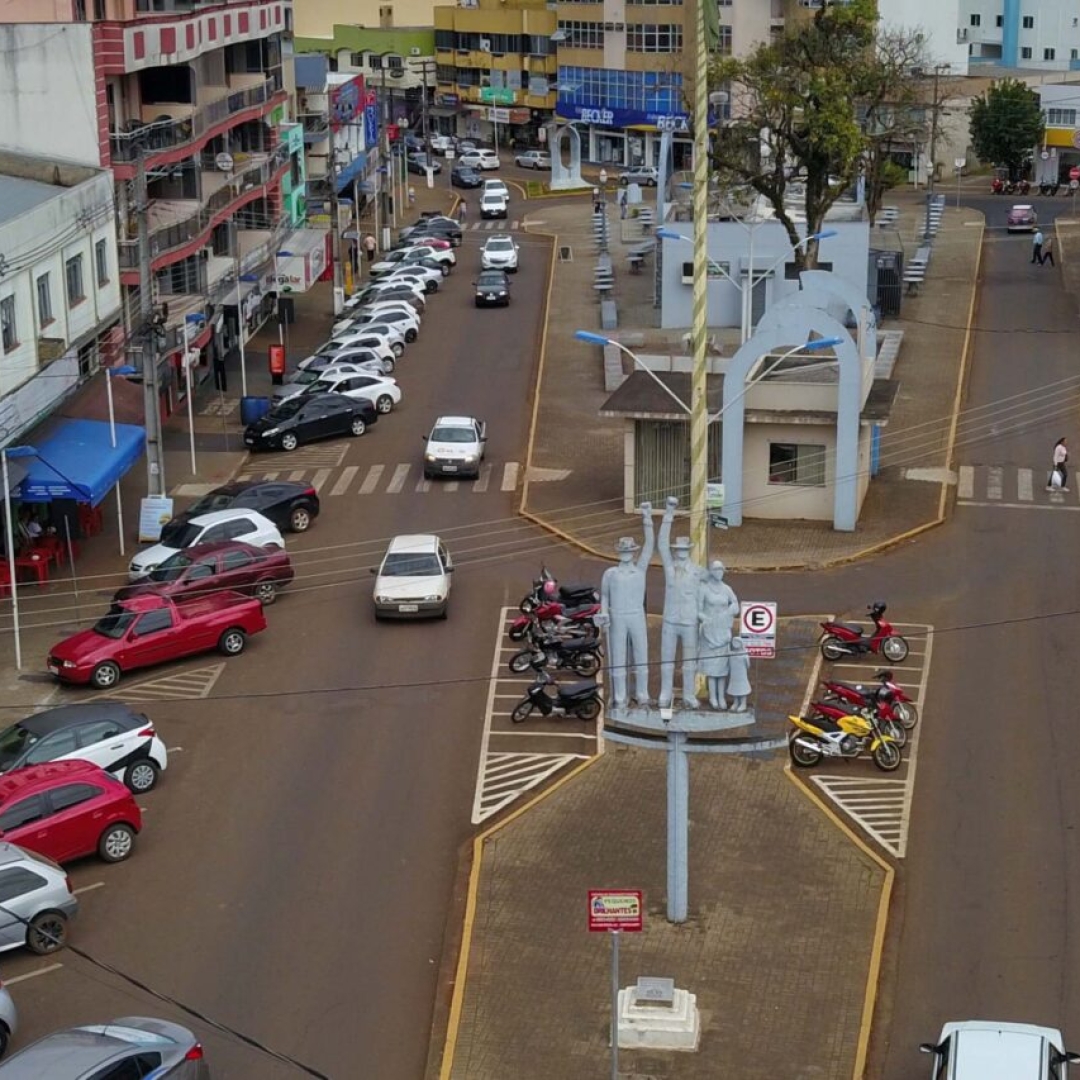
[0, 760, 142, 864]
[112, 540, 294, 607]
[48, 593, 267, 690]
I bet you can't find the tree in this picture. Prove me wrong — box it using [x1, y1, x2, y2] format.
[968, 78, 1043, 180]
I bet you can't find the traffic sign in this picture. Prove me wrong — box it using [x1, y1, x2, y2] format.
[588, 890, 643, 932]
[1070, 165, 1080, 181]
[740, 601, 777, 659]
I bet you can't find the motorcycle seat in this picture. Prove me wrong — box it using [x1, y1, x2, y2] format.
[560, 583, 597, 598]
[554, 638, 597, 653]
[807, 713, 844, 733]
[562, 679, 598, 698]
[563, 602, 598, 618]
[834, 621, 865, 635]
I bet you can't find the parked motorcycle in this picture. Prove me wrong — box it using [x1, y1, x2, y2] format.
[991, 176, 1005, 194]
[788, 711, 902, 771]
[519, 567, 598, 614]
[820, 669, 919, 729]
[507, 600, 601, 642]
[1004, 179, 1019, 195]
[509, 627, 603, 676]
[808, 698, 906, 749]
[1018, 179, 1031, 195]
[819, 602, 909, 663]
[511, 666, 602, 723]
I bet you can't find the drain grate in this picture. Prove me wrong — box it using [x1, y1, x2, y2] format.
[558, 245, 573, 262]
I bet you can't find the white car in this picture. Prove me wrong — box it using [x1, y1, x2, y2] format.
[328, 322, 408, 357]
[274, 360, 390, 402]
[430, 134, 454, 154]
[345, 281, 426, 310]
[514, 150, 550, 170]
[920, 1020, 1080, 1079]
[480, 191, 509, 219]
[372, 534, 454, 619]
[423, 416, 486, 479]
[129, 509, 284, 581]
[333, 306, 421, 341]
[310, 341, 397, 371]
[459, 148, 500, 170]
[481, 234, 519, 272]
[381, 264, 444, 293]
[482, 178, 510, 200]
[371, 245, 455, 277]
[306, 371, 401, 414]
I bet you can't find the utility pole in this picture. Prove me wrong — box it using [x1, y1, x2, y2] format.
[924, 63, 948, 241]
[328, 131, 344, 314]
[134, 155, 166, 497]
[417, 58, 437, 165]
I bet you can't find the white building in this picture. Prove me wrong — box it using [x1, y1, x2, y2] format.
[959, 0, 1080, 70]
[878, 0, 969, 74]
[0, 151, 121, 445]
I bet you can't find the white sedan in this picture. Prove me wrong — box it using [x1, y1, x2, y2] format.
[481, 234, 519, 273]
[381, 264, 444, 293]
[328, 322, 408, 357]
[458, 148, 500, 170]
[482, 178, 510, 200]
[308, 372, 402, 414]
[371, 245, 455, 277]
[333, 305, 421, 340]
[372, 534, 454, 620]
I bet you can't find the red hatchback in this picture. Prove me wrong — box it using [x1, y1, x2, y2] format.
[0, 760, 142, 865]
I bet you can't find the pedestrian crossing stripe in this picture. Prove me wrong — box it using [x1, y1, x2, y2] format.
[957, 464, 1080, 509]
[239, 444, 348, 472]
[809, 776, 911, 858]
[465, 220, 522, 232]
[234, 461, 523, 496]
[473, 752, 588, 823]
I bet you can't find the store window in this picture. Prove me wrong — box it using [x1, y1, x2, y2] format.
[769, 443, 826, 486]
[557, 21, 605, 48]
[627, 24, 684, 51]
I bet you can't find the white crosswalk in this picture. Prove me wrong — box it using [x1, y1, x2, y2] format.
[464, 220, 523, 232]
[234, 460, 522, 497]
[957, 464, 1080, 509]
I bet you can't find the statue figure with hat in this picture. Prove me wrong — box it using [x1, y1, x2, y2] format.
[597, 502, 654, 710]
[658, 496, 702, 709]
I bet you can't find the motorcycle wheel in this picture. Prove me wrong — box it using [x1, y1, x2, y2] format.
[894, 701, 919, 730]
[789, 733, 823, 768]
[571, 652, 601, 677]
[574, 699, 601, 721]
[508, 622, 528, 642]
[511, 700, 534, 724]
[509, 650, 538, 674]
[820, 635, 846, 661]
[872, 741, 903, 772]
[881, 635, 909, 663]
[883, 721, 907, 749]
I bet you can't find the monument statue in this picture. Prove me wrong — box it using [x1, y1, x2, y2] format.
[697, 559, 741, 710]
[597, 503, 654, 709]
[727, 636, 752, 712]
[658, 497, 702, 710]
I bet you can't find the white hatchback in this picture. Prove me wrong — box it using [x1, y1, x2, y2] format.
[482, 178, 510, 200]
[129, 509, 284, 581]
[372, 534, 454, 620]
[307, 371, 401, 414]
[481, 234, 519, 272]
[921, 1020, 1080, 1079]
[459, 148, 500, 170]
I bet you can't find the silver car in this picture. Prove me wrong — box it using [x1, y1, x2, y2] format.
[0, 843, 77, 955]
[0, 981, 17, 1057]
[0, 1016, 209, 1078]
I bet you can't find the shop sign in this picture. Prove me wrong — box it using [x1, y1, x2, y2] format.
[556, 101, 690, 131]
[508, 108, 531, 125]
[330, 74, 365, 128]
[488, 107, 510, 124]
[480, 87, 515, 105]
[437, 93, 460, 107]
[281, 122, 304, 156]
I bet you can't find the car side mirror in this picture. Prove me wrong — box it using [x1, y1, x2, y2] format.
[446, 564, 455, 573]
[919, 1043, 940, 1056]
[1064, 1051, 1080, 1064]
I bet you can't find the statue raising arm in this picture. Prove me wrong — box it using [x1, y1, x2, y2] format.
[658, 496, 678, 570]
[637, 502, 655, 570]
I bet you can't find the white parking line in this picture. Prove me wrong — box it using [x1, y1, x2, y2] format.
[501, 462, 520, 492]
[329, 466, 358, 497]
[73, 882, 105, 895]
[359, 464, 384, 495]
[498, 730, 597, 739]
[6, 963, 63, 985]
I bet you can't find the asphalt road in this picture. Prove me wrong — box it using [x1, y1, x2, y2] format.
[0, 187, 604, 1078]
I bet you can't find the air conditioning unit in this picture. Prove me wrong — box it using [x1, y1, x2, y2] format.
[479, 38, 492, 51]
[410, 46, 421, 55]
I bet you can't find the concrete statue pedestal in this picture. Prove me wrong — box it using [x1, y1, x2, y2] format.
[617, 982, 701, 1051]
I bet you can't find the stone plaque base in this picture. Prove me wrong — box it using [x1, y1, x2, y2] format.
[616, 986, 701, 1051]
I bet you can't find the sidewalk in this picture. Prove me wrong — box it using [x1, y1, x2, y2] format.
[521, 187, 984, 569]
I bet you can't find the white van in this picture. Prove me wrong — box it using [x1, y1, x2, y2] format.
[921, 1020, 1080, 1079]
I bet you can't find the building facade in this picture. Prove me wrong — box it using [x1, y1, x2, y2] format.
[1033, 82, 1080, 182]
[960, 0, 1078, 70]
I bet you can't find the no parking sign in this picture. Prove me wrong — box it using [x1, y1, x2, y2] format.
[740, 601, 777, 659]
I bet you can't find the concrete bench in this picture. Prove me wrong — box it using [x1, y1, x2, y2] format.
[628, 255, 646, 273]
[600, 300, 618, 331]
[594, 282, 614, 294]
[597, 254, 613, 274]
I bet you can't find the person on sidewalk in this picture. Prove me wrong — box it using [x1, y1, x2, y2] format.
[1049, 437, 1069, 491]
[212, 355, 227, 393]
[362, 233, 377, 264]
[1032, 228, 1044, 264]
[593, 188, 603, 215]
[618, 188, 628, 220]
[1041, 235, 1055, 266]
[457, 200, 466, 224]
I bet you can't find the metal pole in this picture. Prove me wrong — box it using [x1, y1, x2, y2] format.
[135, 155, 166, 496]
[688, 0, 710, 562]
[741, 222, 755, 344]
[924, 65, 942, 241]
[106, 373, 117, 448]
[2, 452, 20, 671]
[185, 356, 196, 476]
[63, 516, 80, 625]
[235, 225, 248, 397]
[116, 484, 125, 558]
[329, 132, 344, 315]
[421, 66, 433, 164]
[667, 732, 689, 922]
[610, 930, 620, 1079]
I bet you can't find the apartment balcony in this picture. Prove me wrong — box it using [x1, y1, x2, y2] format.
[109, 74, 285, 169]
[133, 0, 266, 13]
[299, 113, 330, 145]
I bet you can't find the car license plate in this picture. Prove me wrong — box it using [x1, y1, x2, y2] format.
[244, 437, 254, 445]
[399, 603, 419, 613]
[443, 465, 457, 473]
[48, 662, 59, 674]
[486, 294, 497, 300]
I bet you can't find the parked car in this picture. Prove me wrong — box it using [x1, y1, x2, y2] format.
[245, 392, 376, 452]
[0, 702, 166, 794]
[458, 148, 500, 170]
[0, 760, 142, 865]
[481, 234, 519, 272]
[475, 269, 511, 307]
[407, 152, 442, 175]
[429, 134, 454, 154]
[482, 178, 510, 200]
[115, 540, 294, 607]
[0, 842, 77, 955]
[302, 371, 401, 415]
[345, 281, 427, 311]
[920, 1019, 1080, 1079]
[333, 302, 421, 339]
[619, 166, 659, 187]
[300, 346, 396, 376]
[275, 360, 390, 403]
[380, 263, 444, 293]
[327, 321, 408, 356]
[423, 416, 486, 479]
[373, 244, 456, 276]
[480, 191, 509, 219]
[393, 234, 452, 252]
[452, 165, 483, 189]
[0, 1017, 209, 1078]
[0, 981, 16, 1056]
[400, 215, 462, 247]
[1006, 203, 1037, 231]
[49, 593, 267, 689]
[128, 509, 283, 582]
[514, 149, 550, 170]
[372, 534, 454, 619]
[172, 479, 320, 535]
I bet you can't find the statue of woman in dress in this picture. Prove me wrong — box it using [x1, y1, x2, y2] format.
[697, 560, 740, 711]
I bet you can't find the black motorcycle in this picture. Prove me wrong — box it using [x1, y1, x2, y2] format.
[509, 629, 603, 676]
[511, 667, 602, 723]
[519, 566, 599, 614]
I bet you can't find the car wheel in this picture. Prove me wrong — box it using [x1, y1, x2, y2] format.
[381, 358, 396, 375]
[391, 343, 405, 359]
[375, 394, 394, 414]
[289, 505, 312, 532]
[218, 628, 247, 656]
[280, 432, 299, 451]
[350, 417, 367, 437]
[0, 1021, 10, 1057]
[405, 328, 418, 343]
[254, 580, 277, 605]
[424, 281, 438, 294]
[27, 912, 67, 955]
[90, 660, 121, 690]
[124, 759, 159, 793]
[98, 822, 136, 863]
[440, 265, 450, 277]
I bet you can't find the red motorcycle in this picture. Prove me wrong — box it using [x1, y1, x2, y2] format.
[519, 567, 598, 614]
[808, 698, 907, 749]
[820, 669, 918, 729]
[819, 602, 909, 663]
[991, 176, 1004, 194]
[508, 600, 600, 642]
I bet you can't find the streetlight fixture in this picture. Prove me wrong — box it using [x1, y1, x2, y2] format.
[2, 445, 37, 671]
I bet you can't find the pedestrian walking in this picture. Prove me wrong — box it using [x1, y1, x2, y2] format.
[1049, 436, 1069, 491]
[212, 355, 227, 393]
[618, 188, 628, 220]
[407, 185, 416, 208]
[1032, 228, 1044, 264]
[1041, 235, 1055, 266]
[457, 200, 466, 223]
[362, 233, 376, 263]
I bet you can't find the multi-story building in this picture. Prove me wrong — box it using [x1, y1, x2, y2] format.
[960, 0, 1072, 69]
[0, 0, 302, 417]
[1033, 83, 1080, 182]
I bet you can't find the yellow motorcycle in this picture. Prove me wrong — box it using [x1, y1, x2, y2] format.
[788, 710, 901, 772]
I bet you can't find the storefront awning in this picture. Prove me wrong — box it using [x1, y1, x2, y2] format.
[0, 460, 28, 501]
[17, 419, 145, 507]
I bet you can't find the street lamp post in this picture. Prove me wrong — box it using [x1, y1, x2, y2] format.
[105, 365, 139, 559]
[2, 445, 38, 671]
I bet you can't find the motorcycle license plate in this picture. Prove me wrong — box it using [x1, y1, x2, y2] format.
[398, 603, 419, 613]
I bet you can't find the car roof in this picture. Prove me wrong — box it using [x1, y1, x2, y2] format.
[1012, 204, 1034, 211]
[943, 1021, 1056, 1078]
[185, 508, 272, 527]
[434, 416, 477, 427]
[16, 702, 144, 737]
[0, 759, 113, 802]
[386, 534, 441, 554]
[484, 234, 514, 243]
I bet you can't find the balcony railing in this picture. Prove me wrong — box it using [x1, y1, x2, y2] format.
[118, 143, 291, 269]
[135, 0, 260, 13]
[109, 75, 284, 163]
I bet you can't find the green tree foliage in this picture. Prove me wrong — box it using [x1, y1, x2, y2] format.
[968, 79, 1044, 179]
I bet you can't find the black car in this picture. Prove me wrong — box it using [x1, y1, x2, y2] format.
[401, 215, 462, 247]
[475, 269, 511, 308]
[452, 166, 483, 189]
[175, 479, 321, 534]
[407, 153, 442, 175]
[244, 393, 377, 452]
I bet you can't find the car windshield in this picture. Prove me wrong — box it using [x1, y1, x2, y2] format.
[158, 520, 203, 548]
[478, 272, 505, 286]
[0, 724, 35, 769]
[432, 426, 475, 443]
[381, 552, 442, 576]
[93, 610, 138, 639]
[147, 552, 194, 582]
[292, 369, 321, 384]
[270, 398, 303, 419]
[487, 238, 513, 251]
[188, 493, 234, 515]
